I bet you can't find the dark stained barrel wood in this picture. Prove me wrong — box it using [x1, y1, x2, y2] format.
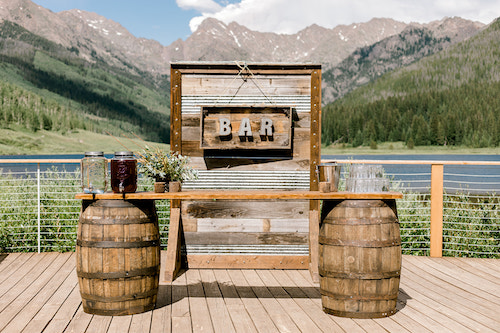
[76, 199, 160, 316]
[319, 199, 401, 318]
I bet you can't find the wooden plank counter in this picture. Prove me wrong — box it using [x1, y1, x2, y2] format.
[75, 191, 403, 200]
[75, 190, 403, 282]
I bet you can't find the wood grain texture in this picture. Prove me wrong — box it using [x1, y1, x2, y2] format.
[76, 191, 404, 200]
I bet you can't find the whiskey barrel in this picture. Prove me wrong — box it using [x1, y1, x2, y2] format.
[76, 199, 160, 316]
[319, 199, 401, 318]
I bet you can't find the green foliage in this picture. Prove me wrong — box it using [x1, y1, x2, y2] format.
[0, 20, 171, 143]
[138, 146, 198, 182]
[322, 18, 500, 149]
[0, 168, 171, 252]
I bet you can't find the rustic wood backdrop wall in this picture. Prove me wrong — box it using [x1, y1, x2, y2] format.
[170, 62, 322, 269]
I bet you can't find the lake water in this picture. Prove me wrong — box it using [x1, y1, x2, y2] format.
[1, 154, 499, 193]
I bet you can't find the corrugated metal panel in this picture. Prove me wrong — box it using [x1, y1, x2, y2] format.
[183, 244, 309, 255]
[183, 170, 310, 190]
[181, 95, 311, 114]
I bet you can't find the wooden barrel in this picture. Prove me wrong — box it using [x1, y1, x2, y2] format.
[319, 199, 401, 318]
[76, 199, 160, 316]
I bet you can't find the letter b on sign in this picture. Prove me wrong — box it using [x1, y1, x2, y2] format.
[219, 118, 231, 136]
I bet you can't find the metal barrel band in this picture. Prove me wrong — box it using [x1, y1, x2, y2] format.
[322, 217, 397, 225]
[320, 289, 398, 301]
[80, 287, 158, 303]
[77, 265, 159, 279]
[323, 307, 396, 319]
[318, 236, 401, 247]
[83, 303, 156, 316]
[76, 239, 159, 248]
[78, 217, 153, 225]
[319, 268, 400, 279]
[340, 200, 390, 208]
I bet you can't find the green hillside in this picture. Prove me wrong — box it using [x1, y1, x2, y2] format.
[0, 21, 171, 145]
[322, 18, 500, 148]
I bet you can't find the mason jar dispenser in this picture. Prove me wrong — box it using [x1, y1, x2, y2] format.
[111, 151, 137, 193]
[81, 152, 108, 193]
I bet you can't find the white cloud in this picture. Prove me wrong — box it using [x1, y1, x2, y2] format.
[176, 0, 222, 14]
[183, 0, 500, 34]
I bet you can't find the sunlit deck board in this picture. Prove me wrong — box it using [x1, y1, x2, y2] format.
[0, 253, 499, 332]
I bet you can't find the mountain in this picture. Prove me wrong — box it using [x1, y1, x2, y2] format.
[321, 18, 500, 148]
[166, 17, 409, 67]
[0, 0, 490, 150]
[322, 17, 484, 103]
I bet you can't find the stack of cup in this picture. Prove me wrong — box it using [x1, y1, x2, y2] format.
[345, 164, 390, 192]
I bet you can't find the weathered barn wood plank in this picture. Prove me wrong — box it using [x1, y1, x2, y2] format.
[182, 75, 311, 96]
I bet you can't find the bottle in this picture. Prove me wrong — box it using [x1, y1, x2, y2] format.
[81, 152, 108, 194]
[111, 151, 137, 193]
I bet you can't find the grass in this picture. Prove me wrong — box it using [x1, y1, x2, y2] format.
[0, 126, 170, 155]
[322, 141, 500, 155]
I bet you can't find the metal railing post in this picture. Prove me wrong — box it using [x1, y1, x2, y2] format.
[430, 163, 444, 257]
[37, 163, 41, 253]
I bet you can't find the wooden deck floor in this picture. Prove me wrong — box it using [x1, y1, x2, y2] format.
[0, 253, 499, 333]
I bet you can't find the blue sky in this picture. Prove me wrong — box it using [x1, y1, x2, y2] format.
[33, 0, 500, 46]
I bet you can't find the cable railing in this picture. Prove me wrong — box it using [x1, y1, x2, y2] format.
[0, 158, 498, 258]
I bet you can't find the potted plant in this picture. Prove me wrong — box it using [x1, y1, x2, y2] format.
[138, 146, 197, 192]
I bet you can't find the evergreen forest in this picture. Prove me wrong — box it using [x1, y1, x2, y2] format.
[321, 18, 500, 148]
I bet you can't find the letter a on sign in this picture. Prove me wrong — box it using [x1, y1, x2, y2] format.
[219, 118, 231, 136]
[238, 118, 252, 136]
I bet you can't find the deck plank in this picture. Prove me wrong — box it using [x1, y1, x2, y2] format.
[294, 269, 367, 333]
[212, 269, 258, 333]
[0, 252, 43, 298]
[402, 258, 500, 323]
[21, 265, 77, 333]
[171, 271, 192, 333]
[243, 269, 301, 333]
[404, 255, 500, 306]
[5, 253, 74, 333]
[0, 252, 70, 331]
[185, 269, 214, 333]
[256, 269, 324, 332]
[150, 283, 172, 333]
[199, 269, 236, 333]
[271, 269, 348, 333]
[0, 254, 498, 332]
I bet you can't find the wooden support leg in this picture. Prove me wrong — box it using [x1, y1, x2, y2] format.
[309, 200, 320, 283]
[164, 199, 183, 282]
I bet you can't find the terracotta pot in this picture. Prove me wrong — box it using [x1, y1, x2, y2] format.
[154, 182, 166, 193]
[169, 181, 181, 192]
